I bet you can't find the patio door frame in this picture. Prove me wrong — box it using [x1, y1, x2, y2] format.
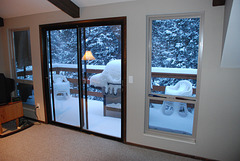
[40, 17, 127, 142]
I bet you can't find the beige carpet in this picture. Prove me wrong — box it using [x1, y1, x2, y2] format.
[0, 124, 200, 161]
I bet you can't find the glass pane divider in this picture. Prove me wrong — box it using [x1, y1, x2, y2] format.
[175, 96, 196, 102]
[148, 94, 196, 103]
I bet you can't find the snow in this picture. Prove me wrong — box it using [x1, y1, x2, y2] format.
[165, 30, 172, 34]
[107, 84, 121, 95]
[53, 74, 71, 100]
[151, 67, 197, 75]
[149, 103, 194, 135]
[52, 63, 105, 70]
[51, 63, 196, 76]
[106, 103, 121, 109]
[52, 96, 193, 137]
[52, 63, 77, 69]
[90, 60, 121, 94]
[165, 80, 193, 96]
[175, 43, 182, 48]
[53, 97, 121, 137]
[179, 47, 186, 52]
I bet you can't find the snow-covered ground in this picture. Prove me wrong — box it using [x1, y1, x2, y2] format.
[24, 89, 193, 136]
[53, 97, 121, 138]
[52, 96, 193, 138]
[149, 103, 194, 135]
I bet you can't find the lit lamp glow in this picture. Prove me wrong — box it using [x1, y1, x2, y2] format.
[81, 51, 95, 129]
[82, 51, 95, 61]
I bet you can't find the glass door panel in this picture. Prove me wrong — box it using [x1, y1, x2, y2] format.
[48, 28, 80, 127]
[80, 25, 122, 137]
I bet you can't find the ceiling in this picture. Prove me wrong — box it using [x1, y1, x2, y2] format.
[0, 0, 135, 19]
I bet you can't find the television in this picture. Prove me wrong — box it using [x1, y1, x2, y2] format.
[0, 73, 15, 105]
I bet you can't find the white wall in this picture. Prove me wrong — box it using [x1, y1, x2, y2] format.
[0, 0, 240, 160]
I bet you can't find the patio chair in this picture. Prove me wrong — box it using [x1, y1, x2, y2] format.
[165, 80, 193, 97]
[53, 74, 70, 100]
[162, 80, 193, 117]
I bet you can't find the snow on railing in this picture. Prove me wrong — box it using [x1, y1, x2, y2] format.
[152, 67, 197, 75]
[17, 64, 198, 96]
[52, 63, 105, 70]
[152, 67, 197, 80]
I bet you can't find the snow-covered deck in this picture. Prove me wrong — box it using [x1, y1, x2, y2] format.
[149, 103, 194, 135]
[53, 96, 193, 137]
[53, 97, 121, 138]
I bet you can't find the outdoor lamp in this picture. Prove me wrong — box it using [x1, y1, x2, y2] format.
[81, 50, 95, 129]
[82, 51, 95, 61]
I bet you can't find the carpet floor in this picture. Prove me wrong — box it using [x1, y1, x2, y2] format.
[0, 124, 200, 161]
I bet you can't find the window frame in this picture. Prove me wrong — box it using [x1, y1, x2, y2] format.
[145, 13, 204, 142]
[9, 28, 35, 107]
[10, 28, 33, 85]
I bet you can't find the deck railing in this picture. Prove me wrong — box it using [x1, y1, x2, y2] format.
[17, 66, 197, 98]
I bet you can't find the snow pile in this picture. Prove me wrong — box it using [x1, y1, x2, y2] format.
[106, 103, 121, 109]
[149, 103, 194, 135]
[165, 80, 193, 96]
[53, 74, 70, 100]
[90, 59, 121, 94]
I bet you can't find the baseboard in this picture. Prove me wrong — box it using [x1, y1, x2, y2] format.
[23, 116, 45, 124]
[126, 142, 217, 161]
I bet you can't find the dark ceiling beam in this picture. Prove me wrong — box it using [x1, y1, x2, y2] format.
[48, 0, 80, 18]
[213, 0, 226, 6]
[0, 17, 4, 27]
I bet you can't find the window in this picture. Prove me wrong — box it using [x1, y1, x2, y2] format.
[11, 29, 35, 106]
[145, 14, 203, 141]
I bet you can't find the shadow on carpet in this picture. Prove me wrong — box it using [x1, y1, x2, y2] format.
[0, 118, 34, 138]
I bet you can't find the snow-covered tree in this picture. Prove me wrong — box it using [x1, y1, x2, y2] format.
[151, 18, 200, 69]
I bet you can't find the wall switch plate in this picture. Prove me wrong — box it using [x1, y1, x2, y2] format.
[129, 76, 133, 83]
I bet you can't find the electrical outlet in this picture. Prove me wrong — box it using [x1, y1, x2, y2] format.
[36, 103, 40, 109]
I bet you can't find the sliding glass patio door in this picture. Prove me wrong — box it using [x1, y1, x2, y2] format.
[47, 28, 81, 127]
[41, 17, 126, 140]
